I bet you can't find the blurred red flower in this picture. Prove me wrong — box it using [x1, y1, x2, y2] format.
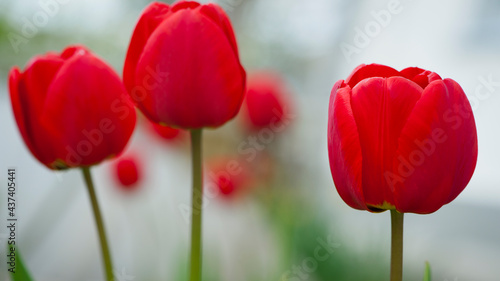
[151, 123, 182, 140]
[123, 1, 246, 129]
[113, 155, 142, 190]
[145, 118, 186, 143]
[328, 64, 478, 214]
[242, 71, 293, 132]
[207, 157, 252, 199]
[9, 45, 136, 169]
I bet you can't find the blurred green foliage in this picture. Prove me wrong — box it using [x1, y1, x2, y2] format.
[423, 261, 431, 281]
[258, 184, 390, 281]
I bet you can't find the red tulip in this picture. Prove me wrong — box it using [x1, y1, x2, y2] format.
[328, 64, 478, 214]
[123, 1, 246, 129]
[9, 45, 136, 169]
[242, 71, 293, 132]
[113, 155, 142, 190]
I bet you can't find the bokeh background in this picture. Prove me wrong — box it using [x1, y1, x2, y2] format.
[0, 0, 499, 280]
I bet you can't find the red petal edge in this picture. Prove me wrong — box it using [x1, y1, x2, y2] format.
[328, 80, 366, 210]
[123, 2, 171, 94]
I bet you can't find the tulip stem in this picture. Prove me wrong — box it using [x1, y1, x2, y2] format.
[81, 167, 114, 281]
[189, 129, 203, 281]
[390, 209, 404, 281]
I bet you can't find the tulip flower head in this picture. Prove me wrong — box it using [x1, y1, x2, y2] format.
[328, 64, 478, 214]
[123, 1, 246, 129]
[9, 45, 136, 170]
[242, 71, 293, 132]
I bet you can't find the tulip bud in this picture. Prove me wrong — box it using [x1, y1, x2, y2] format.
[328, 64, 478, 214]
[123, 1, 246, 129]
[9, 45, 136, 169]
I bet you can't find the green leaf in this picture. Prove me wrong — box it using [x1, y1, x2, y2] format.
[423, 261, 431, 281]
[6, 243, 34, 281]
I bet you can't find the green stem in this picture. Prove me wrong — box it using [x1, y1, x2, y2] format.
[390, 209, 404, 281]
[189, 129, 203, 281]
[82, 167, 114, 281]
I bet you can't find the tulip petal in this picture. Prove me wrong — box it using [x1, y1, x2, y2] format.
[123, 2, 171, 94]
[346, 63, 400, 88]
[13, 55, 64, 166]
[44, 50, 136, 167]
[135, 8, 245, 128]
[328, 80, 366, 210]
[171, 1, 200, 11]
[442, 79, 478, 204]
[9, 68, 37, 160]
[400, 67, 442, 89]
[350, 77, 422, 209]
[199, 4, 239, 57]
[393, 79, 477, 213]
